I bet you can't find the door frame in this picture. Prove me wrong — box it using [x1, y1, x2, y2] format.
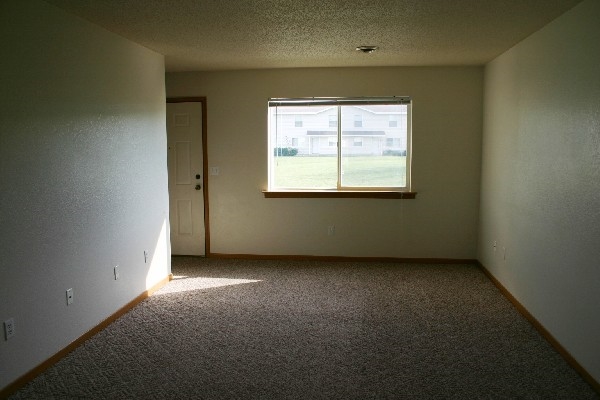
[166, 97, 210, 256]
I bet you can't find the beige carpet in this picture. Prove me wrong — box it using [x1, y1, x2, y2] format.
[10, 257, 599, 399]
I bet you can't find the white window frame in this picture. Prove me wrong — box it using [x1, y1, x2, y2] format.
[268, 97, 412, 193]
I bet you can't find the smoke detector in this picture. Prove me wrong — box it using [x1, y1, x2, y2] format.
[356, 45, 379, 54]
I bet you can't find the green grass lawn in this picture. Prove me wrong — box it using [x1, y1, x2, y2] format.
[273, 156, 407, 188]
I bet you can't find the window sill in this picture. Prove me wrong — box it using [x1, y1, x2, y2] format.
[262, 190, 417, 199]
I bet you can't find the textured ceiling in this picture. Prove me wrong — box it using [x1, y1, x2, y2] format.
[46, 0, 582, 72]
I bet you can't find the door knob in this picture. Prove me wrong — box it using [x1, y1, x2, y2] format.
[195, 185, 201, 190]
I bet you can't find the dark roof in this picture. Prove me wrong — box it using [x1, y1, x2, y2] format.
[306, 130, 386, 136]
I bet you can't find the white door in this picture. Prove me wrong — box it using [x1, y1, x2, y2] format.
[167, 102, 205, 255]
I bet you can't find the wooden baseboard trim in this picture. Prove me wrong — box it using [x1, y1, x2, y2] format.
[0, 275, 172, 399]
[209, 252, 478, 264]
[476, 261, 600, 394]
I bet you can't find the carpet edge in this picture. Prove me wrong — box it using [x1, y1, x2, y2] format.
[207, 253, 478, 264]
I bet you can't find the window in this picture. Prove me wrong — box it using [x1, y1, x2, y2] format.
[268, 97, 412, 193]
[329, 114, 337, 127]
[389, 115, 398, 127]
[386, 138, 401, 148]
[295, 115, 303, 127]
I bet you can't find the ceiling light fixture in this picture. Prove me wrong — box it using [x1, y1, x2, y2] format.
[356, 45, 379, 54]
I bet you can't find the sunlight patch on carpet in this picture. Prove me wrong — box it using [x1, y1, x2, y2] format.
[154, 276, 262, 295]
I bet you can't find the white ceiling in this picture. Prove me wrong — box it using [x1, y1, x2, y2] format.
[46, 0, 582, 72]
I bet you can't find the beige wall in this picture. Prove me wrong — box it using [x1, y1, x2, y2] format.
[0, 1, 169, 390]
[479, 0, 600, 382]
[167, 67, 483, 258]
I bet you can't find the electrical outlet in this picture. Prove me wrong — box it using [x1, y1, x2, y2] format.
[328, 225, 335, 236]
[210, 166, 220, 176]
[66, 288, 74, 305]
[114, 265, 119, 280]
[144, 250, 149, 263]
[4, 318, 15, 340]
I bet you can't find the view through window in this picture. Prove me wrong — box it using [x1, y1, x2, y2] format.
[268, 97, 411, 191]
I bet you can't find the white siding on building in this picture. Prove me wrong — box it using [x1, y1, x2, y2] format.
[271, 105, 407, 156]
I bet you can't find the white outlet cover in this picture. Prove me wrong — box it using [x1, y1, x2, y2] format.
[4, 318, 15, 340]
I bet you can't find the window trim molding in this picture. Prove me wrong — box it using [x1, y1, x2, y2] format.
[268, 97, 411, 107]
[262, 190, 417, 199]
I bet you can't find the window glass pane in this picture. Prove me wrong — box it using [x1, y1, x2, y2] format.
[340, 105, 407, 187]
[268, 98, 410, 191]
[270, 106, 337, 189]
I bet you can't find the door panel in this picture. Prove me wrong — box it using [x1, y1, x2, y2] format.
[167, 102, 205, 255]
[175, 141, 192, 184]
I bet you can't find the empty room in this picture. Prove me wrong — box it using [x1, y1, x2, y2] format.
[1, 0, 599, 398]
